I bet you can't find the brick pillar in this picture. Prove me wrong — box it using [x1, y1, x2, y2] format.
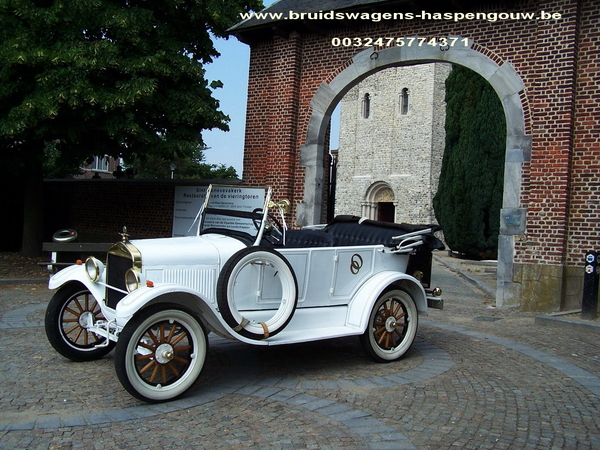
[243, 41, 274, 187]
[243, 32, 304, 208]
[516, 0, 580, 311]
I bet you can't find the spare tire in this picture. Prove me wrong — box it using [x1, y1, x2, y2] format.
[52, 229, 78, 243]
[217, 246, 298, 340]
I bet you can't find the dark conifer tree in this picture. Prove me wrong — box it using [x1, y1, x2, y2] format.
[433, 65, 506, 257]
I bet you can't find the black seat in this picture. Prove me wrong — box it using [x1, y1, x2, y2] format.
[283, 229, 336, 248]
[323, 216, 443, 248]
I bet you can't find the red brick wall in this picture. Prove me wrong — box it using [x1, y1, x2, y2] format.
[566, 0, 600, 266]
[518, 0, 579, 266]
[242, 0, 600, 271]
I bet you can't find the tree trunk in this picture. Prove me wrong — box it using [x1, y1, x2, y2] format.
[20, 160, 44, 257]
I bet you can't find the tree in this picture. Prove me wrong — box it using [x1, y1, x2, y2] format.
[433, 65, 506, 257]
[0, 0, 261, 255]
[124, 146, 238, 179]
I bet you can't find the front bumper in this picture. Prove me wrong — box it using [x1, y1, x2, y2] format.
[426, 288, 444, 310]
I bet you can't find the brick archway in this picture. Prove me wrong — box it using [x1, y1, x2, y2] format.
[298, 41, 530, 307]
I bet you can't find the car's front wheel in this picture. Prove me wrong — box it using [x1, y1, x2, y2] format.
[360, 288, 418, 362]
[114, 304, 207, 403]
[45, 282, 115, 361]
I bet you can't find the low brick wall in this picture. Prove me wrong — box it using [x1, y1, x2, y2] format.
[43, 179, 236, 242]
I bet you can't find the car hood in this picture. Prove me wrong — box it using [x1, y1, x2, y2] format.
[129, 234, 246, 268]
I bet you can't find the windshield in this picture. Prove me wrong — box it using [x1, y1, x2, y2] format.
[199, 185, 269, 244]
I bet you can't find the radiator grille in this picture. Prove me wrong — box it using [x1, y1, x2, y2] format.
[106, 253, 131, 309]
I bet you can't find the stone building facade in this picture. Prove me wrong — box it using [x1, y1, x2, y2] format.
[334, 63, 451, 224]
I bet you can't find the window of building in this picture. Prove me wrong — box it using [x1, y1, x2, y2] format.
[361, 93, 371, 119]
[91, 155, 109, 172]
[400, 88, 409, 115]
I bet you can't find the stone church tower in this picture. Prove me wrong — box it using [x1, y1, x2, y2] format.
[334, 63, 451, 224]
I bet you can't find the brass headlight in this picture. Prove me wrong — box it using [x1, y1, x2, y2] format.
[85, 257, 103, 282]
[125, 269, 141, 293]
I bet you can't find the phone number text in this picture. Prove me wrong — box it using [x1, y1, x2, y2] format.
[331, 37, 470, 48]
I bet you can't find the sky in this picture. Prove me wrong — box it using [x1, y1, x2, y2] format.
[201, 0, 340, 176]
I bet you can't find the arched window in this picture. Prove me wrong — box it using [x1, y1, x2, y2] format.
[400, 88, 409, 115]
[361, 93, 370, 118]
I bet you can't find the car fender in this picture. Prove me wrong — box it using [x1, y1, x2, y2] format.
[346, 271, 427, 332]
[114, 284, 237, 340]
[47, 264, 105, 301]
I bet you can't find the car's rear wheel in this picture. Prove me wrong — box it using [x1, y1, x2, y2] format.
[360, 289, 418, 362]
[45, 283, 115, 361]
[217, 246, 298, 340]
[114, 304, 207, 403]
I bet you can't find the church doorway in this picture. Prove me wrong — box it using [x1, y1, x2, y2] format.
[360, 182, 397, 223]
[377, 203, 395, 223]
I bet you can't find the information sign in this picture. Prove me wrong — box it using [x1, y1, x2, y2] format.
[172, 186, 265, 237]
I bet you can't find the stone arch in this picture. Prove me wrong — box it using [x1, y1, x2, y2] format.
[362, 181, 396, 221]
[298, 39, 531, 307]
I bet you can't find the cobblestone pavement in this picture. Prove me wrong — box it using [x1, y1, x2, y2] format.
[1, 260, 599, 450]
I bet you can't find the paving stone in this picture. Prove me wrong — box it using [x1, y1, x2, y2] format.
[301, 398, 335, 411]
[319, 380, 341, 390]
[251, 386, 283, 399]
[1, 261, 599, 449]
[312, 402, 352, 416]
[34, 416, 62, 430]
[83, 412, 113, 425]
[268, 389, 302, 402]
[61, 415, 87, 427]
[329, 409, 371, 421]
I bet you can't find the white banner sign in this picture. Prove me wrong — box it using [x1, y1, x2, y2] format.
[172, 186, 265, 237]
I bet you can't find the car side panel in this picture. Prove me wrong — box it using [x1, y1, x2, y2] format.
[279, 245, 410, 307]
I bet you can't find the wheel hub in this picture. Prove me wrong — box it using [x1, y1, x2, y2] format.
[385, 316, 397, 332]
[155, 343, 175, 364]
[78, 311, 94, 328]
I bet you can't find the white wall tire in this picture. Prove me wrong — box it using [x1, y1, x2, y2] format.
[114, 304, 207, 403]
[360, 289, 418, 362]
[217, 246, 298, 340]
[45, 282, 115, 361]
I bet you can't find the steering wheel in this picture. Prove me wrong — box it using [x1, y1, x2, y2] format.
[252, 208, 284, 245]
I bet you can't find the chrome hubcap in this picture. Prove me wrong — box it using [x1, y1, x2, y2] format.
[155, 343, 175, 364]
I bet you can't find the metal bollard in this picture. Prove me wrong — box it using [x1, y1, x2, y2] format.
[582, 251, 599, 320]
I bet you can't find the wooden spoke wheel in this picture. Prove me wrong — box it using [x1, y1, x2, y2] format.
[115, 304, 207, 403]
[45, 283, 115, 361]
[360, 289, 418, 362]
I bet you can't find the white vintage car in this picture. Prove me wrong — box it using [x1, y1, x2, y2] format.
[45, 185, 444, 403]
